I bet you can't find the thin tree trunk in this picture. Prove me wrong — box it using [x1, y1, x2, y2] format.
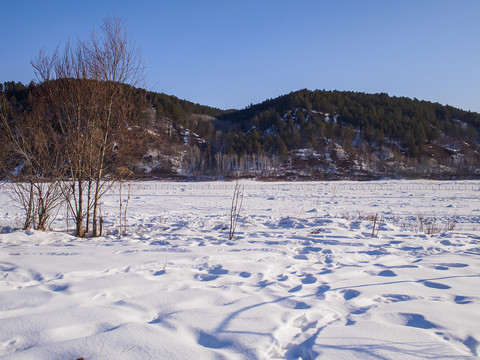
[92, 134, 107, 237]
[119, 180, 122, 236]
[23, 182, 35, 230]
[86, 179, 93, 234]
[123, 183, 130, 236]
[75, 177, 84, 237]
[92, 178, 101, 237]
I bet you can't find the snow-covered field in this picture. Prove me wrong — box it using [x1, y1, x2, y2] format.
[1, 180, 480, 359]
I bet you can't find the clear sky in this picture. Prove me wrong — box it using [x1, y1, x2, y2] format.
[1, 0, 479, 112]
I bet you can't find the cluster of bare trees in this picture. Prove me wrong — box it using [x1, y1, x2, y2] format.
[0, 91, 64, 231]
[0, 17, 144, 237]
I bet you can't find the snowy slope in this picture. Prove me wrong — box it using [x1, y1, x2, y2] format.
[0, 181, 479, 359]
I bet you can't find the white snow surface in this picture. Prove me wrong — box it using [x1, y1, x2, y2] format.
[0, 180, 480, 359]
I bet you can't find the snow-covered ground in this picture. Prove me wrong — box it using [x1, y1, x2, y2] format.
[0, 180, 479, 359]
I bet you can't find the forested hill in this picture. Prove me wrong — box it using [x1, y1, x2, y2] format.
[144, 90, 228, 123]
[195, 89, 480, 179]
[216, 89, 480, 158]
[2, 82, 480, 179]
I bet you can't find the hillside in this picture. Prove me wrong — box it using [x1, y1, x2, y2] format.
[2, 82, 480, 179]
[187, 89, 480, 179]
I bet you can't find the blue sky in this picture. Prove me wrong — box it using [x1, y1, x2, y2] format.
[1, 0, 479, 112]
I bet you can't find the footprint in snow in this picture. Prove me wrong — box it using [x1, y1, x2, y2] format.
[301, 274, 317, 284]
[422, 281, 451, 290]
[47, 283, 69, 292]
[454, 295, 475, 304]
[439, 240, 456, 246]
[0, 262, 17, 272]
[299, 246, 322, 255]
[438, 262, 469, 268]
[319, 268, 333, 275]
[349, 221, 362, 230]
[351, 306, 371, 315]
[389, 240, 403, 245]
[288, 285, 303, 293]
[256, 279, 275, 288]
[377, 270, 397, 277]
[464, 336, 480, 357]
[208, 266, 229, 275]
[316, 284, 330, 295]
[344, 305, 374, 326]
[382, 294, 417, 303]
[400, 313, 439, 329]
[197, 332, 233, 349]
[239, 271, 251, 278]
[361, 249, 390, 256]
[342, 289, 361, 300]
[196, 274, 219, 281]
[345, 318, 356, 326]
[294, 301, 311, 309]
[277, 298, 311, 309]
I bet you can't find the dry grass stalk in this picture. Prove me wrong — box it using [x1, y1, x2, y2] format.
[229, 180, 244, 240]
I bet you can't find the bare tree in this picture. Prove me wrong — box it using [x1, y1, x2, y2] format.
[82, 18, 144, 237]
[0, 90, 64, 231]
[31, 17, 144, 237]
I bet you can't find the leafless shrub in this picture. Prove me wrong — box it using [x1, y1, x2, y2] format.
[444, 216, 457, 232]
[371, 213, 383, 238]
[393, 212, 457, 235]
[119, 181, 132, 236]
[229, 180, 244, 240]
[340, 209, 351, 220]
[341, 210, 379, 222]
[1, 91, 65, 231]
[414, 211, 439, 234]
[30, 16, 144, 237]
[339, 209, 384, 237]
[425, 219, 438, 235]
